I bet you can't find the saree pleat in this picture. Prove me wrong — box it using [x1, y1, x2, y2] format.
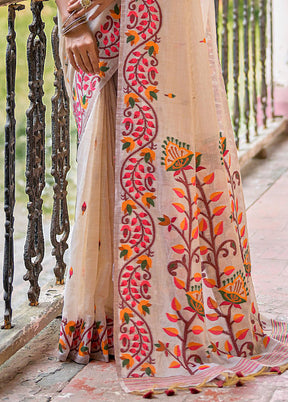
[58, 0, 288, 393]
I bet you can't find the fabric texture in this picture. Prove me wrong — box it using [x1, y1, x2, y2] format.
[58, 0, 288, 393]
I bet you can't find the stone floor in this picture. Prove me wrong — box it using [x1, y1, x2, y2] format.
[1, 130, 288, 401]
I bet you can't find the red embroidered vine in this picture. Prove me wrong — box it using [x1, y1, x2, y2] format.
[118, 0, 162, 378]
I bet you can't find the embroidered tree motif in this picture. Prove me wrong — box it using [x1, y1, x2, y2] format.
[156, 136, 267, 374]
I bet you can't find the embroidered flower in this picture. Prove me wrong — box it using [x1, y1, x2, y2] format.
[121, 353, 134, 369]
[119, 244, 133, 260]
[219, 274, 248, 304]
[161, 138, 194, 171]
[121, 137, 135, 153]
[145, 86, 159, 102]
[140, 148, 156, 163]
[98, 61, 109, 78]
[125, 30, 140, 46]
[138, 300, 151, 316]
[144, 41, 159, 56]
[122, 199, 137, 215]
[137, 255, 152, 270]
[124, 92, 139, 108]
[142, 192, 156, 208]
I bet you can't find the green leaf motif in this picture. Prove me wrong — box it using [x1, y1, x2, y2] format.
[141, 260, 147, 270]
[114, 3, 120, 14]
[142, 305, 150, 314]
[122, 142, 130, 150]
[144, 152, 151, 163]
[124, 312, 130, 324]
[129, 97, 135, 108]
[81, 346, 89, 353]
[120, 249, 128, 258]
[127, 204, 133, 215]
[147, 197, 155, 207]
[196, 153, 202, 168]
[59, 343, 63, 353]
[69, 325, 75, 333]
[126, 35, 135, 43]
[100, 66, 109, 72]
[145, 367, 152, 376]
[148, 46, 155, 56]
[122, 359, 130, 367]
[150, 91, 157, 100]
[96, 321, 101, 329]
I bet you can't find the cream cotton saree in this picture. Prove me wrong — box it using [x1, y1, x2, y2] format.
[58, 0, 288, 394]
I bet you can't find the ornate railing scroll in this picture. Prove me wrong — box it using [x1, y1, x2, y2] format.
[50, 16, 70, 285]
[23, 0, 46, 306]
[2, 3, 25, 329]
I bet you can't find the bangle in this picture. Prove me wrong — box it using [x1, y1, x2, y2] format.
[62, 15, 87, 35]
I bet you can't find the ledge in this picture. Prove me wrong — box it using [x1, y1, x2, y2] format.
[238, 117, 288, 169]
[0, 282, 63, 366]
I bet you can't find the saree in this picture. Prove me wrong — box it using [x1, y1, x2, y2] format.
[58, 0, 288, 394]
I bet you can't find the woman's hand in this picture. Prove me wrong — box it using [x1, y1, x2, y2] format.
[67, 0, 116, 21]
[65, 23, 100, 75]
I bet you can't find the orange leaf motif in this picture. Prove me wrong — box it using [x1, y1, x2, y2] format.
[192, 226, 199, 239]
[208, 326, 224, 335]
[203, 278, 216, 288]
[263, 336, 270, 349]
[214, 221, 224, 236]
[236, 329, 249, 340]
[206, 313, 218, 321]
[207, 297, 218, 309]
[173, 188, 185, 198]
[180, 218, 188, 231]
[172, 203, 185, 213]
[233, 314, 244, 323]
[174, 277, 185, 289]
[187, 342, 203, 351]
[210, 192, 223, 202]
[225, 340, 233, 353]
[238, 212, 243, 224]
[203, 173, 215, 184]
[172, 244, 185, 254]
[174, 345, 181, 357]
[213, 206, 226, 216]
[163, 327, 179, 337]
[169, 361, 181, 368]
[224, 266, 235, 276]
[240, 225, 246, 237]
[200, 246, 208, 255]
[171, 297, 181, 311]
[192, 326, 203, 335]
[166, 313, 178, 322]
[199, 218, 208, 232]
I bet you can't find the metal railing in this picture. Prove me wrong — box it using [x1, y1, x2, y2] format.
[0, 0, 277, 330]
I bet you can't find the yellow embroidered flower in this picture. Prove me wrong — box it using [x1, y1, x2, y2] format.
[144, 41, 159, 56]
[78, 341, 89, 357]
[121, 137, 135, 153]
[145, 86, 159, 102]
[138, 300, 151, 316]
[142, 192, 156, 208]
[141, 363, 156, 376]
[119, 244, 133, 260]
[121, 353, 134, 369]
[120, 308, 134, 323]
[98, 61, 109, 78]
[124, 92, 139, 108]
[64, 321, 76, 336]
[140, 148, 156, 162]
[125, 30, 140, 46]
[102, 339, 109, 356]
[110, 4, 121, 19]
[137, 255, 152, 270]
[122, 199, 137, 215]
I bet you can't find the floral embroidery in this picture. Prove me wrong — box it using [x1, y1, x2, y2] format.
[72, 4, 121, 140]
[156, 135, 265, 374]
[117, 0, 162, 378]
[59, 317, 113, 361]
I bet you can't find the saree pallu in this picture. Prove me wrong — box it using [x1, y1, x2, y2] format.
[58, 0, 288, 393]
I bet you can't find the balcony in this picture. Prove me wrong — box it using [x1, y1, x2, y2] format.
[0, 0, 288, 388]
